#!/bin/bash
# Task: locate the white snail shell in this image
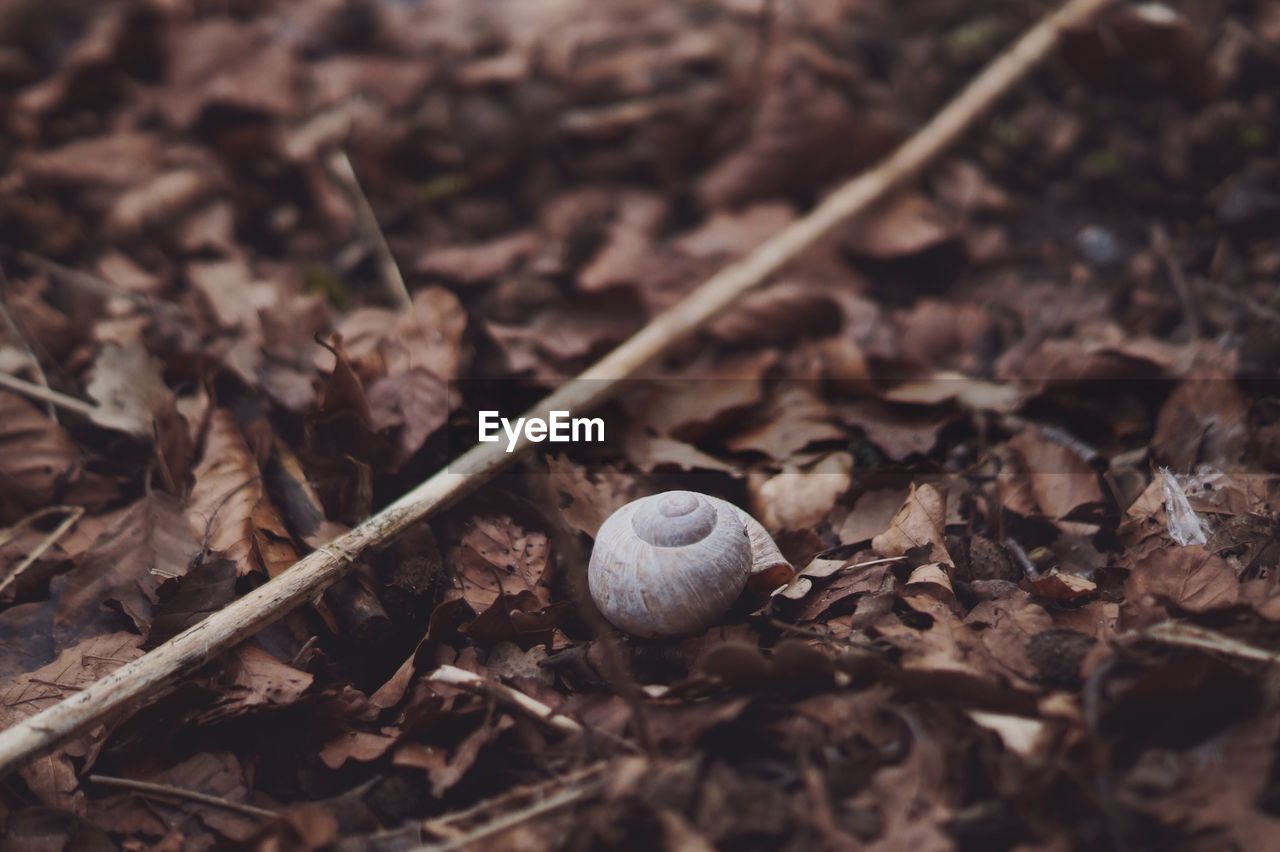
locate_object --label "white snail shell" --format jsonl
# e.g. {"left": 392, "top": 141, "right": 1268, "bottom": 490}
{"left": 587, "top": 490, "right": 789, "bottom": 638}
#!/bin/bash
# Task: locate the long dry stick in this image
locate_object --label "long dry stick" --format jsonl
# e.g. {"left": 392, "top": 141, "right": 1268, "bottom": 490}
{"left": 0, "top": 0, "right": 1113, "bottom": 777}
{"left": 88, "top": 774, "right": 280, "bottom": 820}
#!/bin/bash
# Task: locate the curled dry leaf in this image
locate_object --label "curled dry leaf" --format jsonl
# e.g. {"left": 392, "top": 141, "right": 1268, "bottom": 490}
{"left": 188, "top": 410, "right": 299, "bottom": 577}
{"left": 54, "top": 492, "right": 198, "bottom": 639}
{"left": 197, "top": 643, "right": 314, "bottom": 723}
{"left": 0, "top": 390, "right": 78, "bottom": 512}
{"left": 725, "top": 386, "right": 845, "bottom": 461}
{"left": 872, "top": 483, "right": 952, "bottom": 566}
{"left": 748, "top": 451, "right": 853, "bottom": 531}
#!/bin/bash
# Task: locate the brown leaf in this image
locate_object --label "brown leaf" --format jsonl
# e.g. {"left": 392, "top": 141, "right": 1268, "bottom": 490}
{"left": 534, "top": 454, "right": 642, "bottom": 539}
{"left": 319, "top": 730, "right": 397, "bottom": 770}
{"left": 1028, "top": 571, "right": 1098, "bottom": 601}
{"left": 446, "top": 516, "right": 552, "bottom": 615}
{"left": 1124, "top": 544, "right": 1240, "bottom": 613}
{"left": 148, "top": 554, "right": 238, "bottom": 645}
{"left": 726, "top": 386, "right": 845, "bottom": 462}
{"left": 0, "top": 632, "right": 145, "bottom": 813}
{"left": 55, "top": 492, "right": 198, "bottom": 639}
{"left": 747, "top": 452, "right": 853, "bottom": 531}
{"left": 1007, "top": 425, "right": 1104, "bottom": 523}
{"left": 0, "top": 390, "right": 78, "bottom": 512}
{"left": 841, "top": 193, "right": 957, "bottom": 260}
{"left": 89, "top": 752, "right": 261, "bottom": 842}
{"left": 84, "top": 341, "right": 173, "bottom": 437}
{"left": 674, "top": 203, "right": 795, "bottom": 261}
{"left": 696, "top": 53, "right": 899, "bottom": 208}
{"left": 834, "top": 487, "right": 911, "bottom": 545}
{"left": 580, "top": 192, "right": 668, "bottom": 292}
{"left": 370, "top": 293, "right": 461, "bottom": 379}
{"left": 835, "top": 399, "right": 950, "bottom": 460}
{"left": 188, "top": 410, "right": 299, "bottom": 577}
{"left": 417, "top": 231, "right": 537, "bottom": 284}
{"left": 871, "top": 483, "right": 952, "bottom": 566}
{"left": 198, "top": 643, "right": 314, "bottom": 723}
{"left": 367, "top": 367, "right": 450, "bottom": 465}
{"left": 706, "top": 280, "right": 843, "bottom": 345}
{"left": 486, "top": 292, "right": 642, "bottom": 379}
{"left": 1152, "top": 373, "right": 1249, "bottom": 471}
{"left": 622, "top": 431, "right": 737, "bottom": 474}
{"left": 625, "top": 351, "right": 775, "bottom": 441}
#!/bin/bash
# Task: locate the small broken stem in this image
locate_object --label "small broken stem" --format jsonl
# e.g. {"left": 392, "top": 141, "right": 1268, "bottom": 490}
{"left": 0, "top": 371, "right": 97, "bottom": 419}
{"left": 0, "top": 264, "right": 56, "bottom": 421}
{"left": 328, "top": 150, "right": 412, "bottom": 310}
{"left": 1142, "top": 621, "right": 1280, "bottom": 665}
{"left": 88, "top": 774, "right": 280, "bottom": 820}
{"left": 0, "top": 506, "right": 84, "bottom": 597}
{"left": 427, "top": 665, "right": 584, "bottom": 736}
{"left": 1152, "top": 224, "right": 1201, "bottom": 339}
{"left": 415, "top": 777, "right": 602, "bottom": 852}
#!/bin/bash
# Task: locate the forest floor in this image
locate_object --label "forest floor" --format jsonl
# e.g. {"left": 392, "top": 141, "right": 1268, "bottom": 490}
{"left": 2, "top": 0, "right": 1280, "bottom": 849}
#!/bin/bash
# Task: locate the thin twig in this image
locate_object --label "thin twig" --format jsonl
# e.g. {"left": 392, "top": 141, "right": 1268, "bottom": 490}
{"left": 328, "top": 150, "right": 412, "bottom": 310}
{"left": 0, "top": 505, "right": 82, "bottom": 551}
{"left": 0, "top": 264, "right": 56, "bottom": 421}
{"left": 427, "top": 665, "right": 583, "bottom": 736}
{"left": 1151, "top": 224, "right": 1201, "bottom": 338}
{"left": 424, "top": 763, "right": 605, "bottom": 832}
{"left": 0, "top": 0, "right": 1114, "bottom": 779}
{"left": 88, "top": 774, "right": 280, "bottom": 820}
{"left": 415, "top": 777, "right": 603, "bottom": 852}
{"left": 0, "top": 506, "right": 84, "bottom": 597}
{"left": 0, "top": 371, "right": 98, "bottom": 418}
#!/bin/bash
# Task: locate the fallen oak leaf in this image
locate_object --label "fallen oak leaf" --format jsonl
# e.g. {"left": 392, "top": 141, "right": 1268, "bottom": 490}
{"left": 188, "top": 410, "right": 300, "bottom": 577}
{"left": 54, "top": 491, "right": 199, "bottom": 640}
{"left": 871, "top": 483, "right": 952, "bottom": 566}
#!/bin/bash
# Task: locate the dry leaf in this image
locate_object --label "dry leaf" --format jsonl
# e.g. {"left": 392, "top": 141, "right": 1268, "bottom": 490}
{"left": 84, "top": 341, "right": 173, "bottom": 437}
{"left": 55, "top": 492, "right": 198, "bottom": 638}
{"left": 872, "top": 483, "right": 952, "bottom": 566}
{"left": 0, "top": 390, "right": 78, "bottom": 511}
{"left": 188, "top": 410, "right": 299, "bottom": 577}
{"left": 748, "top": 452, "right": 853, "bottom": 531}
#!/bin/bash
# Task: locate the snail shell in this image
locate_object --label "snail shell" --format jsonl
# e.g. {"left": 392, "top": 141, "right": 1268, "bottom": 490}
{"left": 587, "top": 490, "right": 787, "bottom": 638}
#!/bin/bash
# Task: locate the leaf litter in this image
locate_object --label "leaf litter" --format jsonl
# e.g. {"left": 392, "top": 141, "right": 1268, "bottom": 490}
{"left": 2, "top": 0, "right": 1280, "bottom": 849}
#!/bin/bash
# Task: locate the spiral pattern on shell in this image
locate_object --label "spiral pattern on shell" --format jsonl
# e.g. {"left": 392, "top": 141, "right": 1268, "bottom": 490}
{"left": 588, "top": 491, "right": 753, "bottom": 638}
